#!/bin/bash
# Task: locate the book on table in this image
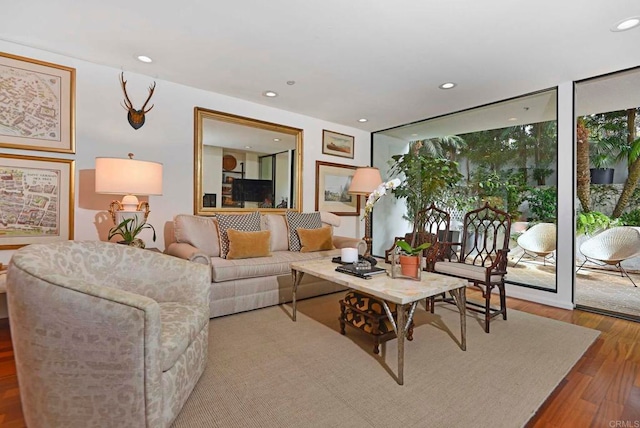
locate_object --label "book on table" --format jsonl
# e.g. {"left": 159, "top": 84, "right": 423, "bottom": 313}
{"left": 335, "top": 264, "right": 387, "bottom": 279}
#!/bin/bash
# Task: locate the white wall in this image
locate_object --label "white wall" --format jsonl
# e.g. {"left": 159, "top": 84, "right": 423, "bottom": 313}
{"left": 0, "top": 40, "right": 371, "bottom": 266}
{"left": 371, "top": 133, "right": 412, "bottom": 256}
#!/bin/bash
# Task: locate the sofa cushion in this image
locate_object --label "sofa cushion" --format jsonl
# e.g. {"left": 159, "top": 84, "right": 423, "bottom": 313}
{"left": 174, "top": 214, "right": 220, "bottom": 257}
{"left": 264, "top": 214, "right": 290, "bottom": 251}
{"left": 226, "top": 229, "right": 272, "bottom": 259}
{"left": 285, "top": 211, "right": 322, "bottom": 251}
{"left": 298, "top": 226, "right": 335, "bottom": 252}
{"left": 210, "top": 249, "right": 340, "bottom": 282}
{"left": 216, "top": 211, "right": 262, "bottom": 258}
{"left": 158, "top": 302, "right": 208, "bottom": 372}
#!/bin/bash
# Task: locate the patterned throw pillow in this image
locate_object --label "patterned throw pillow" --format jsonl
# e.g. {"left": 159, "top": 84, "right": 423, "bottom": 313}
{"left": 285, "top": 211, "right": 322, "bottom": 251}
{"left": 216, "top": 212, "right": 261, "bottom": 258}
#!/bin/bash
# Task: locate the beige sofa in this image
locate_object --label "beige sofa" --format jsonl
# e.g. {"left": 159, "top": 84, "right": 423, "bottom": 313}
{"left": 7, "top": 241, "right": 211, "bottom": 428}
{"left": 165, "top": 212, "right": 366, "bottom": 318}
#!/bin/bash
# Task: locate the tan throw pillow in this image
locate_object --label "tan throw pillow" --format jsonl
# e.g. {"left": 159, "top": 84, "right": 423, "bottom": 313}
{"left": 226, "top": 229, "right": 272, "bottom": 259}
{"left": 285, "top": 211, "right": 322, "bottom": 251}
{"left": 297, "top": 227, "right": 334, "bottom": 252}
{"left": 216, "top": 212, "right": 262, "bottom": 258}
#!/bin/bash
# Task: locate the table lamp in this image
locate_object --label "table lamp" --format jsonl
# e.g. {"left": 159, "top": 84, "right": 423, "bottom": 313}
{"left": 95, "top": 153, "right": 163, "bottom": 225}
{"left": 348, "top": 166, "right": 382, "bottom": 256}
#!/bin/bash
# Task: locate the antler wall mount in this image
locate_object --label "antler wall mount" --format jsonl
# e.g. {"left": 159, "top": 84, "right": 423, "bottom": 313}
{"left": 119, "top": 72, "right": 156, "bottom": 130}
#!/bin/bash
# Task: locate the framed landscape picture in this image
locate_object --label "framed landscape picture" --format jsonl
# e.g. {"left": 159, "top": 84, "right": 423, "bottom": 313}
{"left": 0, "top": 153, "right": 74, "bottom": 249}
{"left": 322, "top": 130, "right": 354, "bottom": 159}
{"left": 315, "top": 161, "right": 359, "bottom": 216}
{"left": 0, "top": 52, "right": 76, "bottom": 153}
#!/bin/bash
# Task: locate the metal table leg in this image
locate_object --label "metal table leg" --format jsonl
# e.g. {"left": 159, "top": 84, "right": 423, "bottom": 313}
{"left": 396, "top": 303, "right": 405, "bottom": 385}
{"left": 448, "top": 286, "right": 467, "bottom": 351}
{"left": 382, "top": 300, "right": 417, "bottom": 386}
{"left": 291, "top": 269, "right": 304, "bottom": 321}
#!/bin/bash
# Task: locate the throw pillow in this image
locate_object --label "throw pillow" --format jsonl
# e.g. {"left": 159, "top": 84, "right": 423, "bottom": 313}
{"left": 226, "top": 229, "right": 271, "bottom": 259}
{"left": 216, "top": 211, "right": 262, "bottom": 258}
{"left": 285, "top": 211, "right": 322, "bottom": 251}
{"left": 297, "top": 227, "right": 335, "bottom": 252}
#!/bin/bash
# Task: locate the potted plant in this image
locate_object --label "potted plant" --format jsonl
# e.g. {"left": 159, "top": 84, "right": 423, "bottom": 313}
{"left": 108, "top": 217, "right": 156, "bottom": 248}
{"left": 395, "top": 239, "right": 431, "bottom": 277}
{"left": 388, "top": 140, "right": 463, "bottom": 224}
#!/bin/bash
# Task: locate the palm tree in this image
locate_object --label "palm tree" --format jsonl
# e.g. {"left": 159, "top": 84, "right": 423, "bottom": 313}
{"left": 576, "top": 117, "right": 591, "bottom": 212}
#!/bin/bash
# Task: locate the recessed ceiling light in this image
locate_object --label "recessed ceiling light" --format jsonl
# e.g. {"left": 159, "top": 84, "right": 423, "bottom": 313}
{"left": 358, "top": 118, "right": 368, "bottom": 123}
{"left": 245, "top": 145, "right": 252, "bottom": 149}
{"left": 263, "top": 90, "right": 278, "bottom": 97}
{"left": 286, "top": 80, "right": 296, "bottom": 85}
{"left": 612, "top": 17, "right": 640, "bottom": 32}
{"left": 508, "top": 117, "right": 518, "bottom": 121}
{"left": 439, "top": 82, "right": 456, "bottom": 89}
{"left": 137, "top": 55, "right": 153, "bottom": 63}
{"left": 273, "top": 138, "right": 281, "bottom": 142}
{"left": 411, "top": 133, "right": 418, "bottom": 137}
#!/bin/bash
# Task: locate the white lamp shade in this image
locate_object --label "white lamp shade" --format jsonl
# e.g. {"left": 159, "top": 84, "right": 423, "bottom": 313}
{"left": 95, "top": 157, "right": 163, "bottom": 195}
{"left": 348, "top": 167, "right": 382, "bottom": 196}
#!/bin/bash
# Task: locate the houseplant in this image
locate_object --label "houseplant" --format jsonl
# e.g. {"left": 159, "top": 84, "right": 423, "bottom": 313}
{"left": 395, "top": 239, "right": 431, "bottom": 277}
{"left": 108, "top": 217, "right": 157, "bottom": 248}
{"left": 388, "top": 140, "right": 463, "bottom": 224}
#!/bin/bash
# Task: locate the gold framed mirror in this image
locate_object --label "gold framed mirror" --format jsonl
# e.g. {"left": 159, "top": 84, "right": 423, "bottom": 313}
{"left": 194, "top": 107, "right": 303, "bottom": 215}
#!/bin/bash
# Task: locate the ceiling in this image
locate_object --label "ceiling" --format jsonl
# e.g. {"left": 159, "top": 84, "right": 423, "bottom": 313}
{"left": 1, "top": 1, "right": 639, "bottom": 132}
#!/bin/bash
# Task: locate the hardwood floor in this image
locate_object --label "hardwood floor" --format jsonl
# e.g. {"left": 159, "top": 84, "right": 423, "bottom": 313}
{"left": 0, "top": 294, "right": 639, "bottom": 427}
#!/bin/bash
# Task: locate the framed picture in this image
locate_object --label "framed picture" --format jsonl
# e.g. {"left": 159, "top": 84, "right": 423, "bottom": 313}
{"left": 203, "top": 193, "right": 216, "bottom": 208}
{"left": 322, "top": 130, "right": 354, "bottom": 159}
{"left": 0, "top": 153, "right": 74, "bottom": 249}
{"left": 315, "top": 161, "right": 360, "bottom": 216}
{"left": 0, "top": 52, "right": 76, "bottom": 153}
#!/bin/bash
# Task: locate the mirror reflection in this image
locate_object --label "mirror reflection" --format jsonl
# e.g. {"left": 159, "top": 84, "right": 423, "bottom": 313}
{"left": 194, "top": 108, "right": 302, "bottom": 215}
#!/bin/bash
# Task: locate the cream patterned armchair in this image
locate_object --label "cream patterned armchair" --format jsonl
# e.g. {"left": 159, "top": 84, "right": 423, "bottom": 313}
{"left": 7, "top": 241, "right": 211, "bottom": 427}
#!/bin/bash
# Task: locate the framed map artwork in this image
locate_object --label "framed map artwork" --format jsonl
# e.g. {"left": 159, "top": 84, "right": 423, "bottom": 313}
{"left": 0, "top": 153, "right": 74, "bottom": 249}
{"left": 315, "top": 161, "right": 360, "bottom": 216}
{"left": 0, "top": 52, "right": 76, "bottom": 153}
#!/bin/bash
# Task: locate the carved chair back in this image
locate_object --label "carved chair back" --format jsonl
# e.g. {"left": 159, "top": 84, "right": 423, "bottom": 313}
{"left": 458, "top": 202, "right": 511, "bottom": 269}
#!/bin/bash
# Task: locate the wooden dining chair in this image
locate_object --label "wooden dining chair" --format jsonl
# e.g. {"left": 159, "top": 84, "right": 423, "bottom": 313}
{"left": 428, "top": 202, "right": 511, "bottom": 333}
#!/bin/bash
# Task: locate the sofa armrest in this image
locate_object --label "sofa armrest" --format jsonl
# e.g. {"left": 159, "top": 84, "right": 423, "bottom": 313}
{"left": 166, "top": 242, "right": 211, "bottom": 265}
{"left": 333, "top": 236, "right": 367, "bottom": 255}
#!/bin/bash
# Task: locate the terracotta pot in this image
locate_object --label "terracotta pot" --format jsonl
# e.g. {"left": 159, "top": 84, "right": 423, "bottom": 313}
{"left": 399, "top": 255, "right": 420, "bottom": 278}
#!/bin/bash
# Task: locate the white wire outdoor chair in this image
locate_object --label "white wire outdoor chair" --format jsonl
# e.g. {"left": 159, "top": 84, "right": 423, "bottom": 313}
{"left": 576, "top": 226, "right": 640, "bottom": 287}
{"left": 513, "top": 222, "right": 556, "bottom": 267}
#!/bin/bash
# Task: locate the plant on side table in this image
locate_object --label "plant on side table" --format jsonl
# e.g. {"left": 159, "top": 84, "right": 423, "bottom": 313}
{"left": 108, "top": 217, "right": 157, "bottom": 248}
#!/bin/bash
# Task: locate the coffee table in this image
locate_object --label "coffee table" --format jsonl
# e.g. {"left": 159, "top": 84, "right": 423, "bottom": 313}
{"left": 289, "top": 259, "right": 467, "bottom": 385}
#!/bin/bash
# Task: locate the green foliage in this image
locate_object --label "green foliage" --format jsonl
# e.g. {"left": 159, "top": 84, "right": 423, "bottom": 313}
{"left": 525, "top": 187, "right": 557, "bottom": 222}
{"left": 395, "top": 239, "right": 431, "bottom": 256}
{"left": 108, "top": 217, "right": 157, "bottom": 243}
{"left": 619, "top": 209, "right": 640, "bottom": 226}
{"left": 576, "top": 211, "right": 618, "bottom": 235}
{"left": 389, "top": 142, "right": 463, "bottom": 223}
{"left": 473, "top": 168, "right": 527, "bottom": 220}
{"left": 584, "top": 109, "right": 640, "bottom": 169}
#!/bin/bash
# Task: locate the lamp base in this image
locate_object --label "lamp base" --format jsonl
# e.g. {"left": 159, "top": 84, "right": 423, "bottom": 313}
{"left": 109, "top": 199, "right": 150, "bottom": 225}
{"left": 363, "top": 209, "right": 373, "bottom": 257}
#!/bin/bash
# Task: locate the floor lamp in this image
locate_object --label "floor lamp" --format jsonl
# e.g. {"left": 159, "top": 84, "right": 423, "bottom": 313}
{"left": 348, "top": 167, "right": 382, "bottom": 257}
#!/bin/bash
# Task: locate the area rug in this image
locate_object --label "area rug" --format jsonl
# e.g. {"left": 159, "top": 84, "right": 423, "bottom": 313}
{"left": 172, "top": 293, "right": 599, "bottom": 428}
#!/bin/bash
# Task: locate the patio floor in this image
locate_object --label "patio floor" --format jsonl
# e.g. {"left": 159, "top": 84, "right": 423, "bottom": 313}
{"left": 505, "top": 253, "right": 640, "bottom": 319}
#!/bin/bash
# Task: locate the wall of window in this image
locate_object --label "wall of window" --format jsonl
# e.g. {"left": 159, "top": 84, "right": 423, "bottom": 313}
{"left": 372, "top": 89, "right": 559, "bottom": 292}
{"left": 574, "top": 67, "right": 640, "bottom": 318}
